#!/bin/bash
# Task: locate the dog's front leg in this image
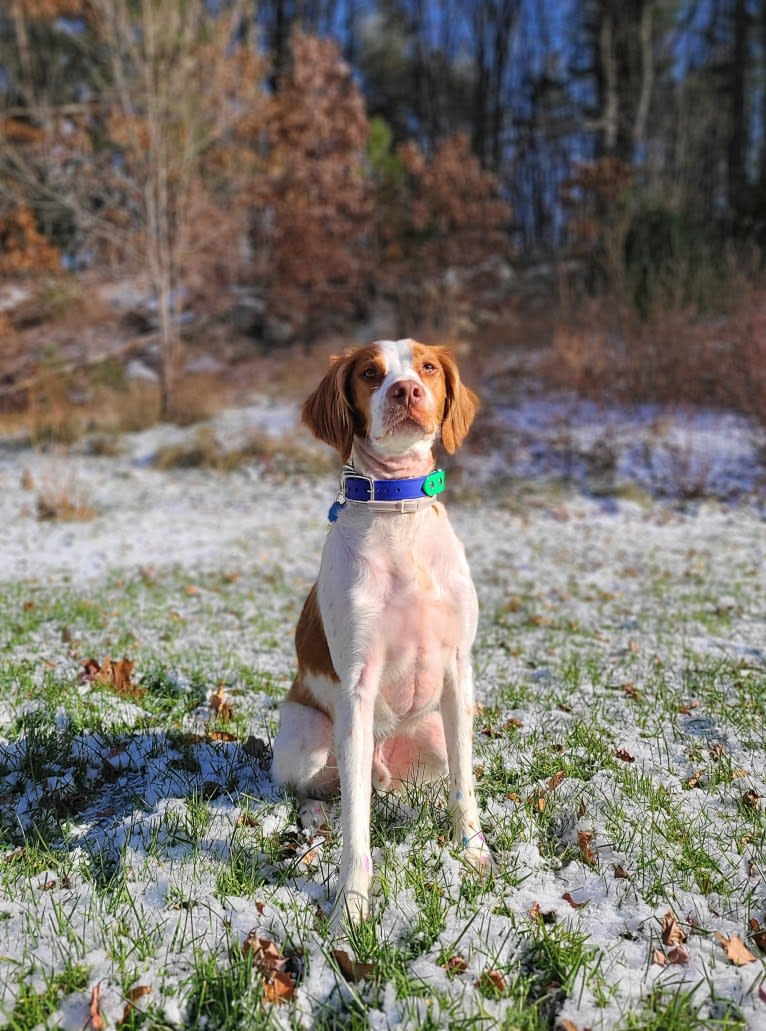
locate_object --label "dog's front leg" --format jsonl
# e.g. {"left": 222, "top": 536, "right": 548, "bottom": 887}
{"left": 330, "top": 662, "right": 379, "bottom": 931}
{"left": 442, "top": 652, "right": 495, "bottom": 873}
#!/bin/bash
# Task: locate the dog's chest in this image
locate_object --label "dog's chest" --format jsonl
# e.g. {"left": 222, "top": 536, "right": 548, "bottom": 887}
{"left": 319, "top": 508, "right": 477, "bottom": 721}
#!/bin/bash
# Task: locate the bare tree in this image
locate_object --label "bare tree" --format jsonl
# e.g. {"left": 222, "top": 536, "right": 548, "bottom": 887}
{"left": 86, "top": 0, "right": 261, "bottom": 416}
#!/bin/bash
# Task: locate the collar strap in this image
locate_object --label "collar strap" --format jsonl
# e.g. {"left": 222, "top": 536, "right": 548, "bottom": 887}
{"left": 341, "top": 467, "right": 446, "bottom": 503}
{"left": 328, "top": 467, "right": 446, "bottom": 521}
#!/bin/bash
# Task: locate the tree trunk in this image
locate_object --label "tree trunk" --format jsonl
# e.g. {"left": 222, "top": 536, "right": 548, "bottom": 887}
{"left": 728, "top": 0, "right": 748, "bottom": 215}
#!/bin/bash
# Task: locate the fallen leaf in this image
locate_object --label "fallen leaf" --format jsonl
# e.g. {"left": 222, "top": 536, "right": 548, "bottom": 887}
{"left": 208, "top": 730, "right": 237, "bottom": 742}
{"left": 529, "top": 902, "right": 557, "bottom": 924}
{"left": 651, "top": 948, "right": 667, "bottom": 966}
{"left": 243, "top": 736, "right": 271, "bottom": 767}
{"left": 613, "top": 864, "right": 629, "bottom": 879}
{"left": 442, "top": 954, "right": 468, "bottom": 975}
{"left": 614, "top": 748, "right": 635, "bottom": 763}
{"left": 742, "top": 789, "right": 760, "bottom": 810}
{"left": 210, "top": 684, "right": 233, "bottom": 721}
{"left": 667, "top": 944, "right": 689, "bottom": 964}
{"left": 578, "top": 831, "right": 597, "bottom": 867}
{"left": 505, "top": 717, "right": 524, "bottom": 729}
{"left": 480, "top": 724, "right": 500, "bottom": 738}
{"left": 477, "top": 968, "right": 507, "bottom": 994}
{"left": 333, "top": 948, "right": 374, "bottom": 982}
{"left": 661, "top": 910, "right": 687, "bottom": 946}
{"left": 749, "top": 918, "right": 766, "bottom": 953}
{"left": 119, "top": 985, "right": 151, "bottom": 1025}
{"left": 263, "top": 971, "right": 295, "bottom": 1003}
{"left": 87, "top": 983, "right": 104, "bottom": 1030}
{"left": 686, "top": 769, "right": 706, "bottom": 789}
{"left": 714, "top": 932, "right": 756, "bottom": 965}
{"left": 243, "top": 933, "right": 284, "bottom": 972}
{"left": 243, "top": 932, "right": 297, "bottom": 1002}
{"left": 547, "top": 771, "right": 567, "bottom": 791}
{"left": 39, "top": 879, "right": 57, "bottom": 891}
{"left": 562, "top": 892, "right": 587, "bottom": 909}
{"left": 80, "top": 656, "right": 144, "bottom": 698}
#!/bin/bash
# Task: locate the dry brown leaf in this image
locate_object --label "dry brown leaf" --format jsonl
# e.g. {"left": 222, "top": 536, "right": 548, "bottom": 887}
{"left": 613, "top": 864, "right": 629, "bottom": 879}
{"left": 667, "top": 944, "right": 690, "bottom": 964}
{"left": 333, "top": 948, "right": 375, "bottom": 982}
{"left": 686, "top": 768, "right": 706, "bottom": 789}
{"left": 562, "top": 892, "right": 587, "bottom": 909}
{"left": 87, "top": 983, "right": 104, "bottom": 1030}
{"left": 477, "top": 968, "right": 507, "bottom": 994}
{"left": 120, "top": 985, "right": 151, "bottom": 1025}
{"left": 749, "top": 918, "right": 766, "bottom": 953}
{"left": 81, "top": 656, "right": 144, "bottom": 698}
{"left": 529, "top": 901, "right": 557, "bottom": 924}
{"left": 243, "top": 932, "right": 297, "bottom": 1002}
{"left": 742, "top": 789, "right": 760, "bottom": 810}
{"left": 208, "top": 730, "right": 237, "bottom": 742}
{"left": 714, "top": 932, "right": 756, "bottom": 965}
{"left": 210, "top": 684, "right": 233, "bottom": 721}
{"left": 661, "top": 910, "right": 687, "bottom": 946}
{"left": 263, "top": 971, "right": 295, "bottom": 1003}
{"left": 442, "top": 954, "right": 468, "bottom": 975}
{"left": 243, "top": 736, "right": 271, "bottom": 768}
{"left": 651, "top": 948, "right": 667, "bottom": 966}
{"left": 614, "top": 749, "right": 635, "bottom": 763}
{"left": 578, "top": 831, "right": 597, "bottom": 867}
{"left": 547, "top": 771, "right": 567, "bottom": 791}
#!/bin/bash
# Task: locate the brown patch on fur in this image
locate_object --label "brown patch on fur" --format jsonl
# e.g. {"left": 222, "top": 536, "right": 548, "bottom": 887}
{"left": 301, "top": 351, "right": 359, "bottom": 460}
{"left": 430, "top": 346, "right": 479, "bottom": 452}
{"left": 295, "top": 584, "right": 337, "bottom": 679}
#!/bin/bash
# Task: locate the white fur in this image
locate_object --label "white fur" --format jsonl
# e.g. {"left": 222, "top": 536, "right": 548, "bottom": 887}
{"left": 271, "top": 342, "right": 493, "bottom": 932}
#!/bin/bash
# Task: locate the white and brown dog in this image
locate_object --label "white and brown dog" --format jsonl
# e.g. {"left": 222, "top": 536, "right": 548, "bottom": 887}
{"left": 272, "top": 338, "right": 493, "bottom": 929}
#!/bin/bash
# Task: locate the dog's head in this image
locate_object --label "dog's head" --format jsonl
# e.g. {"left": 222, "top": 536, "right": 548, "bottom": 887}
{"left": 302, "top": 339, "right": 479, "bottom": 462}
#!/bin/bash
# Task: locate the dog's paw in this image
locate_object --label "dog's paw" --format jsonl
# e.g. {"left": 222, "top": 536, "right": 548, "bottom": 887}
{"left": 298, "top": 798, "right": 330, "bottom": 836}
{"left": 329, "top": 886, "right": 370, "bottom": 935}
{"left": 459, "top": 834, "right": 497, "bottom": 877}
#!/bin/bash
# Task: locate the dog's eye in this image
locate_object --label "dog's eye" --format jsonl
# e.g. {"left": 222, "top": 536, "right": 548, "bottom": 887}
{"left": 422, "top": 362, "right": 438, "bottom": 374}
{"left": 362, "top": 366, "right": 379, "bottom": 379}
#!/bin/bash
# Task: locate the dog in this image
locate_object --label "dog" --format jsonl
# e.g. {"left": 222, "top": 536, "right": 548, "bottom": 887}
{"left": 271, "top": 338, "right": 493, "bottom": 929}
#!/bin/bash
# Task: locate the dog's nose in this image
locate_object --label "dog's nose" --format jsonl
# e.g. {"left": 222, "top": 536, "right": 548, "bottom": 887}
{"left": 388, "top": 379, "right": 423, "bottom": 406}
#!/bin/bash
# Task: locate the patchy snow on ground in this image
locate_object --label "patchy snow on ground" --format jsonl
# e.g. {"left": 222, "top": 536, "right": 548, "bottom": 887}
{"left": 0, "top": 402, "right": 765, "bottom": 1029}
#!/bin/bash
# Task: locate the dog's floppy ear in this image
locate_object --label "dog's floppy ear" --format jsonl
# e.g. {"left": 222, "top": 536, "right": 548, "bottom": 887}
{"left": 436, "top": 348, "right": 479, "bottom": 454}
{"left": 302, "top": 350, "right": 357, "bottom": 460}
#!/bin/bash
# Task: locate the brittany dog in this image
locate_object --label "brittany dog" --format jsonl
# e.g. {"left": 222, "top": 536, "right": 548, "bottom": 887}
{"left": 272, "top": 338, "right": 494, "bottom": 930}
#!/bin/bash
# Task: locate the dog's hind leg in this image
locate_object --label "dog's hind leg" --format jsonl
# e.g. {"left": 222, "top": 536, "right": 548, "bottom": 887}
{"left": 271, "top": 700, "right": 339, "bottom": 833}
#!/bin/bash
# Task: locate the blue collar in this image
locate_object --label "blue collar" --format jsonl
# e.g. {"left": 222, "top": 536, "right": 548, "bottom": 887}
{"left": 329, "top": 466, "right": 446, "bottom": 521}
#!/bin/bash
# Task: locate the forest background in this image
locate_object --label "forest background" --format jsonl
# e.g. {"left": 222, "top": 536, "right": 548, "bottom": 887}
{"left": 1, "top": 0, "right": 765, "bottom": 428}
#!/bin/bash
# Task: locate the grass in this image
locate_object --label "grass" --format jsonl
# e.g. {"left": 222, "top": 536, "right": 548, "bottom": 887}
{"left": 0, "top": 489, "right": 764, "bottom": 1029}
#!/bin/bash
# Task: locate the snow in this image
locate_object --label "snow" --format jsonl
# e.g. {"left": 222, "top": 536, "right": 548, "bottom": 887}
{"left": 0, "top": 398, "right": 765, "bottom": 1028}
